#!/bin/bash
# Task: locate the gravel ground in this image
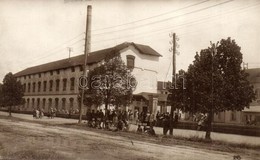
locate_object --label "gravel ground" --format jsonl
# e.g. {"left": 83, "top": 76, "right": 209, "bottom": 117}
{"left": 0, "top": 114, "right": 259, "bottom": 160}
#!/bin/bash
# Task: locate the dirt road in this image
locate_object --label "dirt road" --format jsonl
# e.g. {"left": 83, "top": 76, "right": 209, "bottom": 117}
{"left": 0, "top": 117, "right": 258, "bottom": 160}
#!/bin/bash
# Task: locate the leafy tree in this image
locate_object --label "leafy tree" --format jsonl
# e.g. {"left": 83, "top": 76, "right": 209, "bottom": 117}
{"left": 169, "top": 38, "right": 255, "bottom": 139}
{"left": 83, "top": 55, "right": 136, "bottom": 112}
{"left": 1, "top": 72, "right": 25, "bottom": 116}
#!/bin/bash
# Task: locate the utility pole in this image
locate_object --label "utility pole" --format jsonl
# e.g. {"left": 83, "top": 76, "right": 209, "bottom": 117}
{"left": 78, "top": 5, "right": 92, "bottom": 124}
{"left": 67, "top": 47, "right": 73, "bottom": 59}
{"left": 169, "top": 32, "right": 179, "bottom": 135}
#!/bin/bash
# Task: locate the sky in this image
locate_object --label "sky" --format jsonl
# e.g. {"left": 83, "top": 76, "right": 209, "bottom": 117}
{"left": 0, "top": 0, "right": 260, "bottom": 82}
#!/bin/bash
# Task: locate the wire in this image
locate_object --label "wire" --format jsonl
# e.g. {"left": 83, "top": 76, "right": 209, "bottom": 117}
{"left": 92, "top": 2, "right": 260, "bottom": 45}
{"left": 93, "top": 0, "right": 234, "bottom": 36}
{"left": 92, "top": 0, "right": 210, "bottom": 31}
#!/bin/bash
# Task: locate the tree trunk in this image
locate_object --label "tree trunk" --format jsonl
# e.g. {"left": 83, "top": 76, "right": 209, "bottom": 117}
{"left": 205, "top": 110, "right": 213, "bottom": 140}
{"left": 8, "top": 106, "right": 12, "bottom": 117}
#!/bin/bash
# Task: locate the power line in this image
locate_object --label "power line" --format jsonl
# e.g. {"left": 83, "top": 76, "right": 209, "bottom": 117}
{"left": 92, "top": 0, "right": 210, "bottom": 31}
{"left": 93, "top": 0, "right": 234, "bottom": 36}
{"left": 92, "top": 2, "right": 260, "bottom": 45}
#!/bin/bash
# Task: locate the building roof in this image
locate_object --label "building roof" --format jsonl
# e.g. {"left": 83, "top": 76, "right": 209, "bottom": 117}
{"left": 14, "top": 42, "right": 162, "bottom": 77}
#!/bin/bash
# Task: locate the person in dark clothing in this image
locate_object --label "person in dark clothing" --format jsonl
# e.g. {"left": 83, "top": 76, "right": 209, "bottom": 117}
{"left": 174, "top": 113, "right": 179, "bottom": 128}
{"left": 163, "top": 112, "right": 170, "bottom": 135}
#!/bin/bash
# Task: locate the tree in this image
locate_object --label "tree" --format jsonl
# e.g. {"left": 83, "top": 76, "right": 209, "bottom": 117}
{"left": 170, "top": 37, "right": 255, "bottom": 139}
{"left": 1, "top": 72, "right": 25, "bottom": 116}
{"left": 82, "top": 54, "right": 136, "bottom": 112}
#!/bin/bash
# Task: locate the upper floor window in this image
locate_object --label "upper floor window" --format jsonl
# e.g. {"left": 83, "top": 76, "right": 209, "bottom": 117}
{"left": 126, "top": 55, "right": 135, "bottom": 69}
{"left": 49, "top": 80, "right": 53, "bottom": 91}
{"left": 24, "top": 75, "right": 26, "bottom": 79}
{"left": 32, "top": 82, "right": 36, "bottom": 92}
{"left": 79, "top": 66, "right": 83, "bottom": 72}
{"left": 38, "top": 82, "right": 41, "bottom": 92}
{"left": 71, "top": 67, "right": 75, "bottom": 72}
{"left": 56, "top": 70, "right": 60, "bottom": 75}
{"left": 28, "top": 83, "right": 31, "bottom": 93}
{"left": 29, "top": 75, "right": 31, "bottom": 79}
{"left": 50, "top": 71, "right": 53, "bottom": 76}
{"left": 70, "top": 77, "right": 75, "bottom": 91}
{"left": 38, "top": 73, "right": 41, "bottom": 78}
{"left": 63, "top": 78, "right": 67, "bottom": 91}
{"left": 43, "top": 81, "right": 47, "bottom": 92}
{"left": 23, "top": 84, "right": 26, "bottom": 92}
{"left": 56, "top": 79, "right": 60, "bottom": 91}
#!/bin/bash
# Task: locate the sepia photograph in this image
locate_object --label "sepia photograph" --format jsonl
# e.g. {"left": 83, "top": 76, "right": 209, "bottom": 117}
{"left": 0, "top": 0, "right": 260, "bottom": 159}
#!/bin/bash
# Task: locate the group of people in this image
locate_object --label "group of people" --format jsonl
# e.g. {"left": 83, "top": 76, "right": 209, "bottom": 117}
{"left": 86, "top": 109, "right": 130, "bottom": 131}
{"left": 32, "top": 108, "right": 44, "bottom": 119}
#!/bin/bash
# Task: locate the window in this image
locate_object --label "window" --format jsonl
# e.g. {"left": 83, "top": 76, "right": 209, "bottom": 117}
{"left": 23, "top": 84, "right": 26, "bottom": 92}
{"left": 62, "top": 98, "right": 66, "bottom": 110}
{"left": 37, "top": 98, "right": 40, "bottom": 108}
{"left": 38, "top": 73, "right": 41, "bottom": 78}
{"left": 69, "top": 98, "right": 74, "bottom": 109}
{"left": 38, "top": 82, "right": 41, "bottom": 92}
{"left": 55, "top": 98, "right": 59, "bottom": 111}
{"left": 79, "top": 66, "right": 83, "bottom": 72}
{"left": 48, "top": 98, "right": 52, "bottom": 110}
{"left": 56, "top": 70, "right": 60, "bottom": 75}
{"left": 70, "top": 77, "right": 75, "bottom": 91}
{"left": 63, "top": 78, "right": 67, "bottom": 91}
{"left": 29, "top": 75, "right": 31, "bottom": 79}
{"left": 42, "top": 98, "right": 46, "bottom": 110}
{"left": 71, "top": 67, "right": 75, "bottom": 72}
{"left": 24, "top": 75, "right": 26, "bottom": 79}
{"left": 50, "top": 71, "right": 53, "bottom": 76}
{"left": 126, "top": 55, "right": 135, "bottom": 69}
{"left": 56, "top": 79, "right": 60, "bottom": 91}
{"left": 43, "top": 81, "right": 47, "bottom": 92}
{"left": 32, "top": 82, "right": 36, "bottom": 92}
{"left": 32, "top": 98, "right": 35, "bottom": 108}
{"left": 49, "top": 80, "right": 53, "bottom": 91}
{"left": 28, "top": 83, "right": 31, "bottom": 93}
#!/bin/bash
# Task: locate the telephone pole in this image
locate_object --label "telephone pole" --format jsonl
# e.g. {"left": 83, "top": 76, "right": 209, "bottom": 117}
{"left": 169, "top": 32, "right": 179, "bottom": 135}
{"left": 78, "top": 5, "right": 92, "bottom": 124}
{"left": 67, "top": 47, "right": 73, "bottom": 59}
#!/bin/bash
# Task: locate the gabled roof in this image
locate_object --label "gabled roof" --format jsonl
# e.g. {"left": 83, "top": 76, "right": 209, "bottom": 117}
{"left": 14, "top": 42, "right": 161, "bottom": 77}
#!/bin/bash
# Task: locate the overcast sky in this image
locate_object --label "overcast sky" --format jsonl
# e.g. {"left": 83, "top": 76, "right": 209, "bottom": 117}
{"left": 0, "top": 0, "right": 260, "bottom": 82}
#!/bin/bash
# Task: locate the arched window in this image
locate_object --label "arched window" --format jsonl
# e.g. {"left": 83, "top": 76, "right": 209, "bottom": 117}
{"left": 62, "top": 98, "right": 66, "bottom": 110}
{"left": 49, "top": 80, "right": 53, "bottom": 92}
{"left": 37, "top": 98, "right": 40, "bottom": 108}
{"left": 55, "top": 98, "right": 59, "bottom": 111}
{"left": 38, "top": 82, "right": 41, "bottom": 92}
{"left": 126, "top": 55, "right": 135, "bottom": 69}
{"left": 28, "top": 83, "right": 31, "bottom": 93}
{"left": 32, "top": 82, "right": 36, "bottom": 92}
{"left": 56, "top": 79, "right": 60, "bottom": 91}
{"left": 42, "top": 98, "right": 46, "bottom": 110}
{"left": 70, "top": 77, "right": 75, "bottom": 91}
{"left": 43, "top": 81, "right": 47, "bottom": 92}
{"left": 48, "top": 98, "right": 52, "bottom": 110}
{"left": 63, "top": 78, "right": 67, "bottom": 91}
{"left": 69, "top": 98, "right": 74, "bottom": 109}
{"left": 32, "top": 98, "right": 35, "bottom": 109}
{"left": 23, "top": 84, "right": 26, "bottom": 92}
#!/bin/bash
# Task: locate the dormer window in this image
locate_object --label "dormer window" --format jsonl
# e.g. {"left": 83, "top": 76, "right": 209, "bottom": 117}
{"left": 126, "top": 55, "right": 135, "bottom": 69}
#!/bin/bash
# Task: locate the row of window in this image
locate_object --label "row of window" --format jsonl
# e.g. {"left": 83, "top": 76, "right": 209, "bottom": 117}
{"left": 23, "top": 78, "right": 75, "bottom": 93}
{"left": 22, "top": 66, "right": 83, "bottom": 80}
{"left": 25, "top": 97, "right": 75, "bottom": 110}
